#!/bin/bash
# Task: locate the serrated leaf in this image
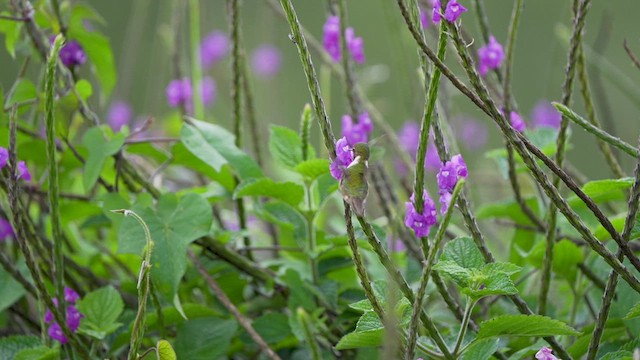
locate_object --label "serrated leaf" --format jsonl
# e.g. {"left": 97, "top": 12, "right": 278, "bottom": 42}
{"left": 433, "top": 260, "right": 472, "bottom": 288}
{"left": 82, "top": 127, "right": 125, "bottom": 191}
{"left": 262, "top": 201, "right": 308, "bottom": 247}
{"left": 441, "top": 236, "right": 485, "bottom": 269}
{"left": 463, "top": 271, "right": 518, "bottom": 299}
{"left": 174, "top": 318, "right": 237, "bottom": 360}
{"left": 234, "top": 178, "right": 304, "bottom": 206}
{"left": 477, "top": 315, "right": 580, "bottom": 339}
{"left": 180, "top": 119, "right": 262, "bottom": 180}
{"left": 294, "top": 159, "right": 330, "bottom": 181}
{"left": 600, "top": 351, "right": 634, "bottom": 360}
{"left": 625, "top": 301, "right": 640, "bottom": 320}
{"left": 460, "top": 338, "right": 499, "bottom": 360}
{"left": 156, "top": 340, "right": 177, "bottom": 360}
{"left": 0, "top": 336, "right": 41, "bottom": 360}
{"left": 14, "top": 346, "right": 59, "bottom": 360}
{"left": 482, "top": 262, "right": 522, "bottom": 276}
{"left": 335, "top": 329, "right": 383, "bottom": 350}
{"left": 269, "top": 126, "right": 315, "bottom": 168}
{"left": 117, "top": 193, "right": 213, "bottom": 299}
{"left": 76, "top": 286, "right": 124, "bottom": 340}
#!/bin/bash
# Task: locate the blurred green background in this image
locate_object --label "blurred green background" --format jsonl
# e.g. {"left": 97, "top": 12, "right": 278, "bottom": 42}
{"left": 2, "top": 0, "right": 640, "bottom": 180}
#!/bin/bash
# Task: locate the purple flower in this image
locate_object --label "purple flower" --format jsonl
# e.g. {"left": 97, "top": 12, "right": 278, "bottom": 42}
{"left": 420, "top": 7, "right": 430, "bottom": 28}
{"left": 64, "top": 288, "right": 80, "bottom": 304}
{"left": 432, "top": 0, "right": 442, "bottom": 23}
{"left": 535, "top": 347, "right": 558, "bottom": 360}
{"left": 48, "top": 322, "right": 67, "bottom": 344}
{"left": 477, "top": 36, "right": 504, "bottom": 76}
{"left": 323, "top": 16, "right": 341, "bottom": 62}
{"left": 200, "top": 31, "right": 229, "bottom": 69}
{"left": 322, "top": 16, "right": 365, "bottom": 64}
{"left": 405, "top": 191, "right": 438, "bottom": 238}
{"left": 388, "top": 237, "right": 406, "bottom": 253}
{"left": 532, "top": 100, "right": 561, "bottom": 129}
{"left": 17, "top": 161, "right": 31, "bottom": 182}
{"left": 439, "top": 191, "right": 453, "bottom": 215}
{"left": 0, "top": 217, "right": 13, "bottom": 241}
{"left": 395, "top": 122, "right": 443, "bottom": 175}
{"left": 0, "top": 147, "right": 8, "bottom": 169}
{"left": 345, "top": 28, "right": 365, "bottom": 64}
{"left": 342, "top": 113, "right": 373, "bottom": 145}
{"left": 509, "top": 111, "right": 526, "bottom": 132}
{"left": 437, "top": 154, "right": 467, "bottom": 193}
{"left": 455, "top": 117, "right": 487, "bottom": 149}
{"left": 51, "top": 37, "right": 86, "bottom": 68}
{"left": 66, "top": 305, "right": 83, "bottom": 331}
{"left": 107, "top": 101, "right": 132, "bottom": 132}
{"left": 165, "top": 77, "right": 216, "bottom": 113}
{"left": 251, "top": 44, "right": 282, "bottom": 77}
{"left": 201, "top": 77, "right": 216, "bottom": 106}
{"left": 444, "top": 0, "right": 467, "bottom": 22}
{"left": 330, "top": 137, "right": 354, "bottom": 180}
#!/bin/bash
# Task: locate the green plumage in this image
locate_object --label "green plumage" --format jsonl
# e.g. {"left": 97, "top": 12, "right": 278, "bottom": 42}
{"left": 339, "top": 143, "right": 370, "bottom": 216}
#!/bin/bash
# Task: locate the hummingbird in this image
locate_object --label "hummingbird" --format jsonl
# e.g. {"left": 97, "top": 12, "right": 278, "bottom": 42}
{"left": 339, "top": 142, "right": 370, "bottom": 217}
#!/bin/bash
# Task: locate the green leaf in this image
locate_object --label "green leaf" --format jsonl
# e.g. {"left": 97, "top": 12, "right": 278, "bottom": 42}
{"left": 477, "top": 315, "right": 580, "bottom": 339}
{"left": 568, "top": 178, "right": 633, "bottom": 208}
{"left": 463, "top": 270, "right": 518, "bottom": 299}
{"left": 234, "top": 178, "right": 304, "bottom": 206}
{"left": 117, "top": 193, "right": 213, "bottom": 299}
{"left": 0, "top": 264, "right": 26, "bottom": 312}
{"left": 180, "top": 119, "right": 262, "bottom": 180}
{"left": 460, "top": 338, "right": 499, "bottom": 360}
{"left": 441, "top": 236, "right": 485, "bottom": 269}
{"left": 0, "top": 14, "right": 21, "bottom": 57}
{"left": 7, "top": 79, "right": 37, "bottom": 106}
{"left": 269, "top": 125, "right": 315, "bottom": 168}
{"left": 76, "top": 286, "right": 124, "bottom": 340}
{"left": 174, "top": 318, "right": 237, "bottom": 360}
{"left": 294, "top": 159, "right": 330, "bottom": 181}
{"left": 600, "top": 351, "right": 634, "bottom": 360}
{"left": 262, "top": 201, "right": 308, "bottom": 247}
{"left": 477, "top": 197, "right": 540, "bottom": 226}
{"left": 249, "top": 313, "right": 292, "bottom": 344}
{"left": 625, "top": 301, "right": 640, "bottom": 320}
{"left": 527, "top": 239, "right": 583, "bottom": 283}
{"left": 14, "top": 346, "right": 59, "bottom": 360}
{"left": 335, "top": 329, "right": 383, "bottom": 350}
{"left": 156, "top": 340, "right": 177, "bottom": 360}
{"left": 0, "top": 336, "right": 41, "bottom": 360}
{"left": 74, "top": 79, "right": 93, "bottom": 101}
{"left": 433, "top": 260, "right": 472, "bottom": 288}
{"left": 82, "top": 127, "right": 125, "bottom": 191}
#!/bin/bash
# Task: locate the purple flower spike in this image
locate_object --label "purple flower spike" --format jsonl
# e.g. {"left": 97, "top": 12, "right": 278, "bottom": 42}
{"left": 532, "top": 100, "right": 561, "bottom": 129}
{"left": 342, "top": 113, "right": 373, "bottom": 145}
{"left": 405, "top": 191, "right": 438, "bottom": 238}
{"left": 330, "top": 137, "right": 354, "bottom": 180}
{"left": 66, "top": 305, "right": 83, "bottom": 332}
{"left": 48, "top": 322, "right": 68, "bottom": 344}
{"left": 509, "top": 111, "right": 526, "bottom": 132}
{"left": 200, "top": 31, "right": 229, "bottom": 69}
{"left": 456, "top": 117, "right": 487, "bottom": 149}
{"left": 0, "top": 217, "right": 14, "bottom": 242}
{"left": 439, "top": 191, "right": 453, "bottom": 215}
{"left": 251, "top": 44, "right": 282, "bottom": 78}
{"left": 107, "top": 101, "right": 132, "bottom": 132}
{"left": 17, "top": 161, "right": 31, "bottom": 182}
{"left": 345, "top": 28, "right": 365, "bottom": 64}
{"left": 535, "top": 347, "right": 558, "bottom": 360}
{"left": 56, "top": 39, "right": 87, "bottom": 68}
{"left": 166, "top": 78, "right": 190, "bottom": 108}
{"left": 0, "top": 147, "right": 8, "bottom": 169}
{"left": 437, "top": 154, "right": 467, "bottom": 193}
{"left": 323, "top": 16, "right": 342, "bottom": 62}
{"left": 420, "top": 7, "right": 430, "bottom": 28}
{"left": 478, "top": 36, "right": 504, "bottom": 76}
{"left": 64, "top": 288, "right": 80, "bottom": 304}
{"left": 432, "top": 0, "right": 442, "bottom": 23}
{"left": 398, "top": 122, "right": 420, "bottom": 160}
{"left": 201, "top": 77, "right": 217, "bottom": 107}
{"left": 444, "top": 0, "right": 467, "bottom": 22}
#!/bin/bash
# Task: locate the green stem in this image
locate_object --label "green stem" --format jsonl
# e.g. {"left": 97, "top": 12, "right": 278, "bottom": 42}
{"left": 297, "top": 308, "right": 322, "bottom": 360}
{"left": 189, "top": 0, "right": 203, "bottom": 119}
{"left": 307, "top": 183, "right": 319, "bottom": 286}
{"left": 336, "top": 0, "right": 359, "bottom": 117}
{"left": 453, "top": 298, "right": 476, "bottom": 355}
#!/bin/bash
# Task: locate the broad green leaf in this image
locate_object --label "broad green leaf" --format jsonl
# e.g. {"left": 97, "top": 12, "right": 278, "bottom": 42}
{"left": 460, "top": 338, "right": 499, "bottom": 360}
{"left": 568, "top": 178, "right": 633, "bottom": 208}
{"left": 7, "top": 79, "right": 37, "bottom": 106}
{"left": 568, "top": 319, "right": 627, "bottom": 358}
{"left": 0, "top": 265, "right": 26, "bottom": 312}
{"left": 433, "top": 260, "right": 472, "bottom": 288}
{"left": 600, "top": 351, "right": 634, "bottom": 360}
{"left": 76, "top": 286, "right": 124, "bottom": 340}
{"left": 68, "top": 5, "right": 116, "bottom": 99}
{"left": 527, "top": 239, "right": 583, "bottom": 283}
{"left": 441, "top": 236, "right": 485, "bottom": 269}
{"left": 174, "top": 318, "right": 237, "bottom": 360}
{"left": 0, "top": 336, "right": 41, "bottom": 360}
{"left": 171, "top": 142, "right": 235, "bottom": 190}
{"left": 335, "top": 329, "right": 383, "bottom": 350}
{"left": 156, "top": 340, "right": 177, "bottom": 360}
{"left": 294, "top": 159, "right": 330, "bottom": 181}
{"left": 482, "top": 262, "right": 522, "bottom": 276}
{"left": 477, "top": 315, "right": 580, "bottom": 339}
{"left": 476, "top": 197, "right": 540, "bottom": 225}
{"left": 180, "top": 119, "right": 262, "bottom": 180}
{"left": 0, "top": 14, "right": 21, "bottom": 57}
{"left": 117, "top": 193, "right": 213, "bottom": 299}
{"left": 14, "top": 346, "right": 59, "bottom": 360}
{"left": 74, "top": 79, "right": 92, "bottom": 101}
{"left": 463, "top": 271, "right": 518, "bottom": 299}
{"left": 262, "top": 201, "right": 308, "bottom": 247}
{"left": 234, "top": 178, "right": 304, "bottom": 206}
{"left": 82, "top": 127, "right": 125, "bottom": 191}
{"left": 625, "top": 301, "right": 640, "bottom": 320}
{"left": 249, "top": 313, "right": 292, "bottom": 344}
{"left": 269, "top": 125, "right": 315, "bottom": 168}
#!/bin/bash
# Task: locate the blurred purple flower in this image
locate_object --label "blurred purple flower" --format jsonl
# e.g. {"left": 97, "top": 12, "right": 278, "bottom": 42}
{"left": 345, "top": 28, "right": 365, "bottom": 64}
{"left": 0, "top": 147, "right": 7, "bottom": 169}
{"left": 200, "top": 31, "right": 229, "bottom": 69}
{"left": 432, "top": 0, "right": 442, "bottom": 23}
{"left": 51, "top": 37, "right": 86, "bottom": 68}
{"left": 395, "top": 122, "right": 443, "bottom": 175}
{"left": 342, "top": 113, "right": 373, "bottom": 145}
{"left": 439, "top": 191, "right": 453, "bottom": 215}
{"left": 509, "top": 111, "right": 526, "bottom": 132}
{"left": 66, "top": 305, "right": 83, "bottom": 331}
{"left": 532, "top": 100, "right": 561, "bottom": 129}
{"left": 322, "top": 16, "right": 365, "bottom": 64}
{"left": 44, "top": 292, "right": 84, "bottom": 344}
{"left": 251, "top": 44, "right": 282, "bottom": 77}
{"left": 0, "top": 217, "right": 14, "bottom": 241}
{"left": 478, "top": 36, "right": 504, "bottom": 76}
{"left": 165, "top": 77, "right": 216, "bottom": 113}
{"left": 330, "top": 137, "right": 354, "bottom": 180}
{"left": 107, "top": 101, "right": 132, "bottom": 132}
{"left": 64, "top": 287, "right": 80, "bottom": 304}
{"left": 455, "top": 117, "right": 487, "bottom": 149}
{"left": 17, "top": 161, "right": 31, "bottom": 182}
{"left": 405, "top": 191, "right": 438, "bottom": 238}
{"left": 444, "top": 0, "right": 467, "bottom": 22}
{"left": 535, "top": 347, "right": 558, "bottom": 360}
{"left": 420, "top": 7, "right": 430, "bottom": 28}
{"left": 388, "top": 237, "right": 406, "bottom": 253}
{"left": 48, "top": 322, "right": 67, "bottom": 344}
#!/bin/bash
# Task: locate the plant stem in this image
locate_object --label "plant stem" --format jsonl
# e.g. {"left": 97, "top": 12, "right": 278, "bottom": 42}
{"left": 189, "top": 0, "right": 204, "bottom": 120}
{"left": 336, "top": 0, "right": 359, "bottom": 118}
{"left": 453, "top": 298, "right": 476, "bottom": 355}
{"left": 297, "top": 308, "right": 322, "bottom": 360}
